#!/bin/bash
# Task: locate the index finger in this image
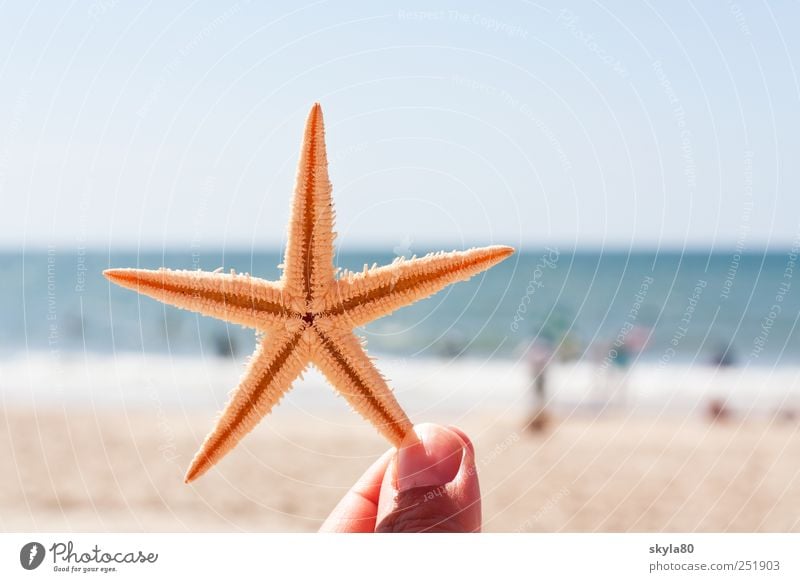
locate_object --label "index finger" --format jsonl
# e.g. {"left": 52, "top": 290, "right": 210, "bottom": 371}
{"left": 319, "top": 448, "right": 394, "bottom": 533}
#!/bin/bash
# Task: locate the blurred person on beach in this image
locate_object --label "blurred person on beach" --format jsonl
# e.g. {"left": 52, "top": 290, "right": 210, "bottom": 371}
{"left": 710, "top": 342, "right": 737, "bottom": 368}
{"left": 211, "top": 331, "right": 237, "bottom": 358}
{"left": 525, "top": 339, "right": 554, "bottom": 432}
{"left": 438, "top": 329, "right": 467, "bottom": 358}
{"left": 518, "top": 309, "right": 582, "bottom": 431}
{"left": 706, "top": 398, "right": 731, "bottom": 422}
{"left": 320, "top": 424, "right": 481, "bottom": 533}
{"left": 596, "top": 324, "right": 649, "bottom": 410}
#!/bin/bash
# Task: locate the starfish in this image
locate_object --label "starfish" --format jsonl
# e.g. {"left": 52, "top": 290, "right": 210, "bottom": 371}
{"left": 104, "top": 104, "right": 514, "bottom": 483}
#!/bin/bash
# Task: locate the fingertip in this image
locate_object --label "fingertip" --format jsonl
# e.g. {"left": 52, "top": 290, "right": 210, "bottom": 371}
{"left": 446, "top": 425, "right": 475, "bottom": 458}
{"left": 396, "top": 424, "right": 464, "bottom": 492}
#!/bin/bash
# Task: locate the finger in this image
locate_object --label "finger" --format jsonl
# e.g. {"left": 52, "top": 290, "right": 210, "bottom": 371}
{"left": 319, "top": 448, "right": 393, "bottom": 532}
{"left": 375, "top": 423, "right": 481, "bottom": 532}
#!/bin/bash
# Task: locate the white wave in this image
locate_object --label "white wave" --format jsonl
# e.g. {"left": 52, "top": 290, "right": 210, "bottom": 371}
{"left": 1, "top": 351, "right": 799, "bottom": 419}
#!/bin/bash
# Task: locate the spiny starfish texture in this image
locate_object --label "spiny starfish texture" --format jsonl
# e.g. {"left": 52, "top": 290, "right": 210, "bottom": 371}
{"left": 105, "top": 104, "right": 514, "bottom": 483}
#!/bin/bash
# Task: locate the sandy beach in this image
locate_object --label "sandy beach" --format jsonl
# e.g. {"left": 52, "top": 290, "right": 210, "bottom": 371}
{"left": 2, "top": 405, "right": 798, "bottom": 532}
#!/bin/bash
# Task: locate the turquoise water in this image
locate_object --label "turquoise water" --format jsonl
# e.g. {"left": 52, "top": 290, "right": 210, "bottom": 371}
{"left": 1, "top": 247, "right": 797, "bottom": 366}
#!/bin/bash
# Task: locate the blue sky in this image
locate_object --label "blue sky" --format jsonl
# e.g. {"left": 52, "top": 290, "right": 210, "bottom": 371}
{"left": 0, "top": 0, "right": 798, "bottom": 252}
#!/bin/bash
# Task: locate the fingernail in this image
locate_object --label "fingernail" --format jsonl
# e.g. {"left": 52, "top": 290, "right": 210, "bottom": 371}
{"left": 396, "top": 424, "right": 465, "bottom": 492}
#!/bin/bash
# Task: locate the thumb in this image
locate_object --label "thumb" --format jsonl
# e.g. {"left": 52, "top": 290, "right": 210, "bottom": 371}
{"left": 375, "top": 424, "right": 481, "bottom": 532}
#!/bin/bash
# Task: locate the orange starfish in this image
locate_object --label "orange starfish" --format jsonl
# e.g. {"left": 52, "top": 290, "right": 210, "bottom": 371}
{"left": 104, "top": 104, "right": 514, "bottom": 483}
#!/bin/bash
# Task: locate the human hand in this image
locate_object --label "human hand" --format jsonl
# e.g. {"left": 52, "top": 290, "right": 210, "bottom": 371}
{"left": 320, "top": 424, "right": 481, "bottom": 532}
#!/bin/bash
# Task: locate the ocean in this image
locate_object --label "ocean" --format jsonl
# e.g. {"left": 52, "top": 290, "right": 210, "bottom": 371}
{"left": 1, "top": 247, "right": 798, "bottom": 415}
{"left": 3, "top": 247, "right": 797, "bottom": 363}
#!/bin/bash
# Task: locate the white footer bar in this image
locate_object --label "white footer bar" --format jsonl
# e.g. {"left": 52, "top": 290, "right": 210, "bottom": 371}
{"left": 1, "top": 533, "right": 797, "bottom": 581}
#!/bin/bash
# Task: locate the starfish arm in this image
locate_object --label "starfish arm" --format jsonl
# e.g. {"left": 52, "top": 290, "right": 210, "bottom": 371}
{"left": 325, "top": 245, "right": 514, "bottom": 326}
{"left": 310, "top": 328, "right": 412, "bottom": 446}
{"left": 184, "top": 328, "right": 310, "bottom": 482}
{"left": 104, "top": 268, "right": 292, "bottom": 330}
{"left": 282, "top": 103, "right": 336, "bottom": 311}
